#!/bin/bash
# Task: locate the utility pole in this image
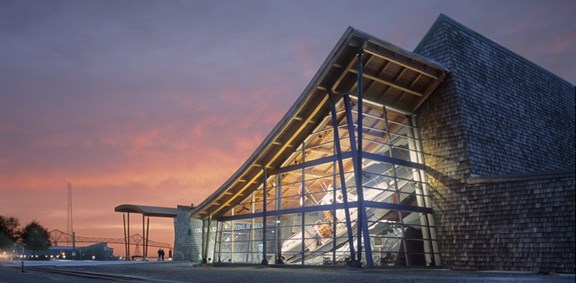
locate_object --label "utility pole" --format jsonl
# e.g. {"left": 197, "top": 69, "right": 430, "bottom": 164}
{"left": 67, "top": 182, "right": 75, "bottom": 250}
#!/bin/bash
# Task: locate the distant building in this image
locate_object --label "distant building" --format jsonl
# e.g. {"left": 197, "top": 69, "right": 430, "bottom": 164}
{"left": 17, "top": 243, "right": 114, "bottom": 261}
{"left": 183, "top": 14, "right": 574, "bottom": 273}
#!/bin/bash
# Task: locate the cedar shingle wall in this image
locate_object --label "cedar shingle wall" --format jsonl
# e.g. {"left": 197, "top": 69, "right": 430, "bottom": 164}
{"left": 439, "top": 175, "right": 575, "bottom": 273}
{"left": 418, "top": 17, "right": 575, "bottom": 176}
{"left": 414, "top": 16, "right": 576, "bottom": 272}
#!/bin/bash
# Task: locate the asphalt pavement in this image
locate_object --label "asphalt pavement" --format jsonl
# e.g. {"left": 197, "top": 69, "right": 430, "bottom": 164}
{"left": 1, "top": 260, "right": 574, "bottom": 283}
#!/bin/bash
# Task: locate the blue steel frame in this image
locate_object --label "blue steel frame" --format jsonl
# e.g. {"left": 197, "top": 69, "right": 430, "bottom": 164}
{"left": 212, "top": 46, "right": 437, "bottom": 268}
{"left": 262, "top": 167, "right": 268, "bottom": 265}
{"left": 355, "top": 45, "right": 374, "bottom": 267}
{"left": 219, "top": 201, "right": 431, "bottom": 223}
{"left": 344, "top": 94, "right": 373, "bottom": 267}
{"left": 300, "top": 143, "right": 306, "bottom": 265}
{"left": 217, "top": 90, "right": 437, "bottom": 266}
{"left": 328, "top": 90, "right": 356, "bottom": 264}
{"left": 261, "top": 168, "right": 268, "bottom": 265}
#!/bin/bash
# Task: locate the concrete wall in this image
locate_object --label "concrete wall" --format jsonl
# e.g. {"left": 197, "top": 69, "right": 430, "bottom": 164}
{"left": 414, "top": 15, "right": 575, "bottom": 273}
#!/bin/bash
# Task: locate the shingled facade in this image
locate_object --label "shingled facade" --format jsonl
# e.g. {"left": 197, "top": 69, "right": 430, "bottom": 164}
{"left": 414, "top": 15, "right": 575, "bottom": 273}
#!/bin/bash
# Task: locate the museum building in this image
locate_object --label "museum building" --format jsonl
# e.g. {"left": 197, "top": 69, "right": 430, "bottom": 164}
{"left": 184, "top": 15, "right": 575, "bottom": 273}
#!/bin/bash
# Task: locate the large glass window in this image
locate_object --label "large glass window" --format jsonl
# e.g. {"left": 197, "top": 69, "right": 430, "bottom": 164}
{"left": 211, "top": 96, "right": 439, "bottom": 267}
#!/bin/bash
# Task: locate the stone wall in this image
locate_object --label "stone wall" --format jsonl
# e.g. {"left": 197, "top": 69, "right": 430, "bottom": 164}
{"left": 173, "top": 205, "right": 202, "bottom": 261}
{"left": 414, "top": 15, "right": 576, "bottom": 273}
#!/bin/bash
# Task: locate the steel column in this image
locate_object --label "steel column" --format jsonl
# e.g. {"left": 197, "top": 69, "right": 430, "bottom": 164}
{"left": 332, "top": 152, "right": 337, "bottom": 265}
{"left": 343, "top": 94, "right": 373, "bottom": 267}
{"left": 275, "top": 173, "right": 283, "bottom": 264}
{"left": 145, "top": 216, "right": 150, "bottom": 259}
{"left": 261, "top": 168, "right": 269, "bottom": 265}
{"left": 343, "top": 94, "right": 361, "bottom": 266}
{"left": 217, "top": 221, "right": 224, "bottom": 262}
{"left": 409, "top": 115, "right": 440, "bottom": 266}
{"left": 250, "top": 214, "right": 255, "bottom": 263}
{"left": 122, "top": 213, "right": 128, "bottom": 260}
{"left": 201, "top": 219, "right": 207, "bottom": 263}
{"left": 383, "top": 105, "right": 409, "bottom": 266}
{"left": 142, "top": 215, "right": 145, "bottom": 260}
{"left": 213, "top": 218, "right": 220, "bottom": 263}
{"left": 127, "top": 212, "right": 131, "bottom": 260}
{"left": 356, "top": 45, "right": 374, "bottom": 267}
{"left": 406, "top": 115, "right": 433, "bottom": 266}
{"left": 327, "top": 90, "right": 356, "bottom": 265}
{"left": 382, "top": 105, "right": 409, "bottom": 266}
{"left": 301, "top": 142, "right": 306, "bottom": 265}
{"left": 356, "top": 38, "right": 364, "bottom": 268}
{"left": 230, "top": 219, "right": 235, "bottom": 262}
{"left": 205, "top": 215, "right": 212, "bottom": 262}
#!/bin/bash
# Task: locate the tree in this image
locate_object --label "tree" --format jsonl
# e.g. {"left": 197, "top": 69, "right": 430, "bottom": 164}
{"left": 20, "top": 221, "right": 51, "bottom": 254}
{"left": 0, "top": 215, "right": 20, "bottom": 249}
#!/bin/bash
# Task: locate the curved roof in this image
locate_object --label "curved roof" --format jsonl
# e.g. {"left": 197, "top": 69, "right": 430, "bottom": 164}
{"left": 189, "top": 26, "right": 447, "bottom": 220}
{"left": 114, "top": 204, "right": 178, "bottom": 218}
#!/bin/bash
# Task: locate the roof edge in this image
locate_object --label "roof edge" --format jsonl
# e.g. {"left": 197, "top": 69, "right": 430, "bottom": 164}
{"left": 189, "top": 27, "right": 358, "bottom": 218}
{"left": 351, "top": 27, "right": 448, "bottom": 73}
{"left": 190, "top": 26, "right": 450, "bottom": 219}
{"left": 114, "top": 204, "right": 178, "bottom": 218}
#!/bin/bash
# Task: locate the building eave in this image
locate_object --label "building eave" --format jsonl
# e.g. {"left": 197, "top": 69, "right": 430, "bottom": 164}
{"left": 189, "top": 27, "right": 448, "bottom": 220}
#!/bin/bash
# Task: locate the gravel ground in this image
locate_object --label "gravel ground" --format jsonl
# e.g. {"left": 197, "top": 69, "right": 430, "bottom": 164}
{"left": 1, "top": 261, "right": 574, "bottom": 283}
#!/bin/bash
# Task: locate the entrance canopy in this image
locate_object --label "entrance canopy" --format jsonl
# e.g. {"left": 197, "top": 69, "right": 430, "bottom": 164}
{"left": 115, "top": 204, "right": 178, "bottom": 218}
{"left": 114, "top": 204, "right": 178, "bottom": 260}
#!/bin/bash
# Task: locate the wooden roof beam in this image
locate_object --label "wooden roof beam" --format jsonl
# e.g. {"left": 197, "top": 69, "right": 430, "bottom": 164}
{"left": 331, "top": 56, "right": 358, "bottom": 92}
{"left": 364, "top": 46, "right": 440, "bottom": 80}
{"left": 208, "top": 96, "right": 329, "bottom": 216}
{"left": 348, "top": 68, "right": 425, "bottom": 97}
{"left": 307, "top": 146, "right": 334, "bottom": 155}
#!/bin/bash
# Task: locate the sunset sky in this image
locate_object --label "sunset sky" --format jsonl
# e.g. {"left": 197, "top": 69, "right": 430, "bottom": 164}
{"left": 1, "top": 0, "right": 575, "bottom": 256}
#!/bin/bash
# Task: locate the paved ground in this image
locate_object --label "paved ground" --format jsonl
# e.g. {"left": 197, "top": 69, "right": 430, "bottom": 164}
{"left": 1, "top": 260, "right": 574, "bottom": 283}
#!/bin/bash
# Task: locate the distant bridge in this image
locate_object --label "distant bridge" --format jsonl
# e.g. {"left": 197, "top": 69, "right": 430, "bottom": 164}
{"left": 49, "top": 229, "right": 171, "bottom": 258}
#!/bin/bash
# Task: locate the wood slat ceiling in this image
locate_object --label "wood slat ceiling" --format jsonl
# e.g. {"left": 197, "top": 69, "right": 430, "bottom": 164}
{"left": 190, "top": 27, "right": 447, "bottom": 220}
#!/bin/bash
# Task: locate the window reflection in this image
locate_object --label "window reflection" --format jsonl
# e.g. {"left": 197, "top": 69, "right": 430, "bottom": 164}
{"left": 215, "top": 97, "right": 438, "bottom": 266}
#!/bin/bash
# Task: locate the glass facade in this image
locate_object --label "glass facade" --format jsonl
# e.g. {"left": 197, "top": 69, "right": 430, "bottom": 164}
{"left": 209, "top": 95, "right": 439, "bottom": 267}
